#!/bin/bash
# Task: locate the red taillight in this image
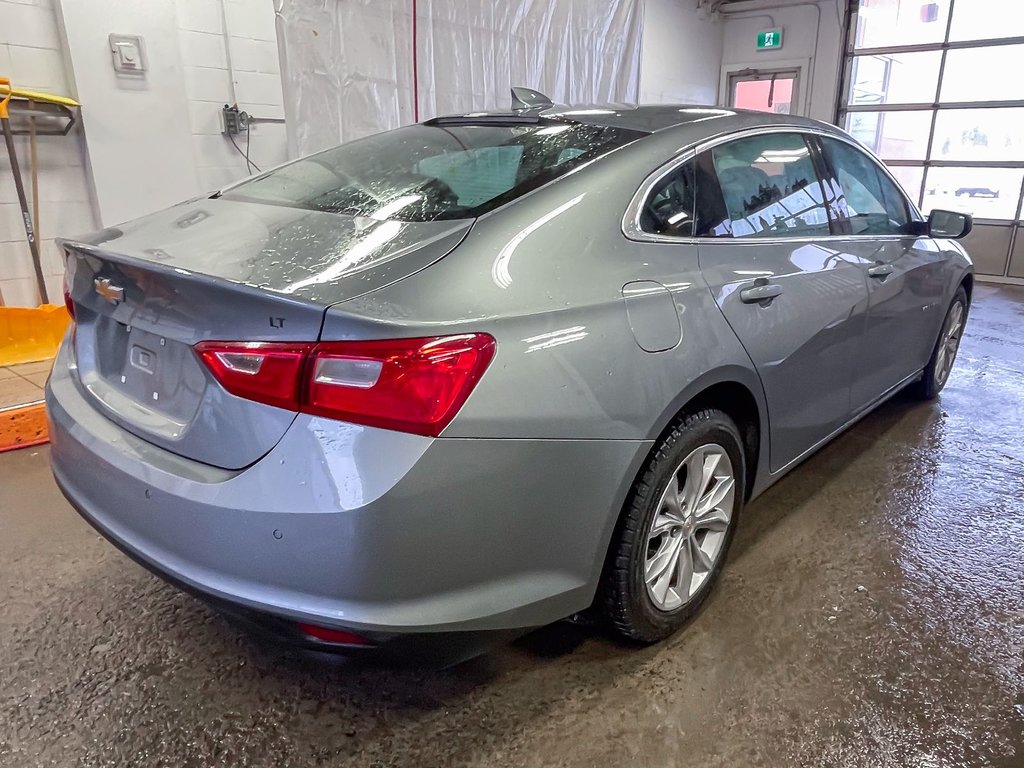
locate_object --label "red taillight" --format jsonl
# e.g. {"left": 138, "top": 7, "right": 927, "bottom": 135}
{"left": 305, "top": 335, "right": 496, "bottom": 436}
{"left": 194, "top": 334, "right": 495, "bottom": 437}
{"left": 63, "top": 275, "right": 75, "bottom": 320}
{"left": 296, "top": 622, "right": 371, "bottom": 646}
{"left": 195, "top": 341, "right": 313, "bottom": 411}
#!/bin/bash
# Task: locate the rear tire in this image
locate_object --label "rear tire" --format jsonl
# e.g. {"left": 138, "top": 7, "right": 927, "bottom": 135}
{"left": 601, "top": 409, "right": 745, "bottom": 644}
{"left": 911, "top": 286, "right": 968, "bottom": 400}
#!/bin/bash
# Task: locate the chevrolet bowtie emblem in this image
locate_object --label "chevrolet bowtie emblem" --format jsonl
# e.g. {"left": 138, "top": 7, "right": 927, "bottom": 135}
{"left": 94, "top": 277, "right": 125, "bottom": 305}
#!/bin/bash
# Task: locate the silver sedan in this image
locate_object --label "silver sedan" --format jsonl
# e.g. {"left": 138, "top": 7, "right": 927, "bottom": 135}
{"left": 48, "top": 95, "right": 973, "bottom": 660}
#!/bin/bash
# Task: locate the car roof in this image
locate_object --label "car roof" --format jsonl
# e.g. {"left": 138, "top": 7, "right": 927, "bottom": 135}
{"left": 430, "top": 103, "right": 833, "bottom": 136}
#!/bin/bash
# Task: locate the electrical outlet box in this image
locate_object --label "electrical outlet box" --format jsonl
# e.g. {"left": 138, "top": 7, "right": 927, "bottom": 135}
{"left": 109, "top": 34, "right": 146, "bottom": 74}
{"left": 222, "top": 105, "right": 250, "bottom": 135}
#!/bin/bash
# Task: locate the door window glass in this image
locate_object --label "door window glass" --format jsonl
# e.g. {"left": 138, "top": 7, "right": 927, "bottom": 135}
{"left": 731, "top": 74, "right": 796, "bottom": 115}
{"left": 710, "top": 133, "right": 830, "bottom": 238}
{"left": 820, "top": 137, "right": 911, "bottom": 235}
{"left": 889, "top": 166, "right": 926, "bottom": 208}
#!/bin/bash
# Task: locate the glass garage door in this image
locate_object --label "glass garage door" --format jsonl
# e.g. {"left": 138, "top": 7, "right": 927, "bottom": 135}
{"left": 838, "top": 0, "right": 1024, "bottom": 280}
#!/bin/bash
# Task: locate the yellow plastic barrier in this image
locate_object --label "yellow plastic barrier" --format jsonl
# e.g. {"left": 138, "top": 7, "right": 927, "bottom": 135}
{"left": 0, "top": 304, "right": 70, "bottom": 366}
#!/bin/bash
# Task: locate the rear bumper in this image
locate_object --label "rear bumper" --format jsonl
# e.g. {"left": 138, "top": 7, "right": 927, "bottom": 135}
{"left": 61, "top": 510, "right": 521, "bottom": 664}
{"left": 47, "top": 342, "right": 649, "bottom": 638}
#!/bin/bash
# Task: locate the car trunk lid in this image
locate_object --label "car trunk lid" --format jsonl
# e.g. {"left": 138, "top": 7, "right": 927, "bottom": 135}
{"left": 62, "top": 197, "right": 471, "bottom": 469}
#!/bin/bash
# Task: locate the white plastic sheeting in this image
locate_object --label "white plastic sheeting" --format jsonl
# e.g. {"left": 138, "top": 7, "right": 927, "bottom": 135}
{"left": 275, "top": 0, "right": 643, "bottom": 156}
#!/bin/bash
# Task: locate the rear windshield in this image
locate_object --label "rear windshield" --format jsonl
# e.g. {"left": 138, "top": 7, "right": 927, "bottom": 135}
{"left": 223, "top": 121, "right": 645, "bottom": 222}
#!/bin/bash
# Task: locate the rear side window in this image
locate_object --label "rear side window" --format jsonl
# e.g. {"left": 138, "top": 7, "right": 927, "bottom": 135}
{"left": 710, "top": 133, "right": 831, "bottom": 239}
{"left": 640, "top": 152, "right": 730, "bottom": 237}
{"left": 224, "top": 122, "right": 644, "bottom": 222}
{"left": 819, "top": 136, "right": 912, "bottom": 236}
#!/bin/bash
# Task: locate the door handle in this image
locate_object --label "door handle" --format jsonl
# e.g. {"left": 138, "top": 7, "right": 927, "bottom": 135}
{"left": 740, "top": 283, "right": 783, "bottom": 304}
{"left": 867, "top": 263, "right": 894, "bottom": 278}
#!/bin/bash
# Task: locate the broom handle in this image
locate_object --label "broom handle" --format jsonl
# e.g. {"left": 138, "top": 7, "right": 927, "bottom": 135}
{"left": 29, "top": 100, "right": 40, "bottom": 262}
{"left": 0, "top": 78, "right": 49, "bottom": 304}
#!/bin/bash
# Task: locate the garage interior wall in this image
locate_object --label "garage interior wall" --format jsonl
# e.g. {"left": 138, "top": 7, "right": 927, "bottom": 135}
{"left": 0, "top": 0, "right": 289, "bottom": 308}
{"left": 640, "top": 0, "right": 723, "bottom": 104}
{"left": 0, "top": 0, "right": 95, "bottom": 307}
{"left": 719, "top": 0, "right": 845, "bottom": 121}
{"left": 276, "top": 0, "right": 646, "bottom": 156}
{"left": 175, "top": 0, "right": 289, "bottom": 192}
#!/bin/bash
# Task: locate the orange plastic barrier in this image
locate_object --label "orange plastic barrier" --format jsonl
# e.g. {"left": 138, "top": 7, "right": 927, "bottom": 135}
{"left": 0, "top": 304, "right": 70, "bottom": 366}
{"left": 0, "top": 402, "right": 48, "bottom": 452}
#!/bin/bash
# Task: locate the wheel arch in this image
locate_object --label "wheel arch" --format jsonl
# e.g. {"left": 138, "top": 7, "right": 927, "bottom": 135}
{"left": 588, "top": 367, "right": 769, "bottom": 618}
{"left": 960, "top": 271, "right": 974, "bottom": 306}
{"left": 646, "top": 366, "right": 769, "bottom": 502}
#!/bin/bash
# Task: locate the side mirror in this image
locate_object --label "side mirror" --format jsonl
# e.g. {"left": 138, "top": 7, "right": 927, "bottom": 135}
{"left": 928, "top": 209, "right": 973, "bottom": 239}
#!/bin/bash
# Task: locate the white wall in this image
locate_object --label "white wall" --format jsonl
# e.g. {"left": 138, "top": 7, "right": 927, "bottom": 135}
{"left": 719, "top": 0, "right": 844, "bottom": 122}
{"left": 176, "top": 0, "right": 288, "bottom": 191}
{"left": 0, "top": 0, "right": 289, "bottom": 307}
{"left": 56, "top": 0, "right": 289, "bottom": 224}
{"left": 640, "top": 0, "right": 724, "bottom": 104}
{"left": 57, "top": 0, "right": 201, "bottom": 226}
{"left": 0, "top": 0, "right": 97, "bottom": 306}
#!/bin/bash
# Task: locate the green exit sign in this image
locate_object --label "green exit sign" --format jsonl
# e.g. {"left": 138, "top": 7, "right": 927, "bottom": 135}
{"left": 757, "top": 29, "right": 784, "bottom": 50}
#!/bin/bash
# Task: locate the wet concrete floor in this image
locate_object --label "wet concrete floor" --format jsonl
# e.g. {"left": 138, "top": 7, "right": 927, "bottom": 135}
{"left": 1, "top": 283, "right": 1022, "bottom": 767}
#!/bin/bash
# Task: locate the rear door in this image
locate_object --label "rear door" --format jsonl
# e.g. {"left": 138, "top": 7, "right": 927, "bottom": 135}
{"left": 815, "top": 135, "right": 953, "bottom": 411}
{"left": 695, "top": 131, "right": 870, "bottom": 471}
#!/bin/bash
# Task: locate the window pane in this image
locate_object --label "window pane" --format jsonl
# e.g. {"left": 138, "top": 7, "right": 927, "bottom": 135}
{"left": 641, "top": 154, "right": 730, "bottom": 238}
{"left": 949, "top": 0, "right": 1024, "bottom": 41}
{"left": 922, "top": 167, "right": 1024, "bottom": 220}
{"left": 941, "top": 46, "right": 1024, "bottom": 102}
{"left": 418, "top": 146, "right": 523, "bottom": 206}
{"left": 854, "top": 0, "right": 951, "bottom": 49}
{"left": 848, "top": 52, "right": 941, "bottom": 106}
{"left": 888, "top": 166, "right": 926, "bottom": 207}
{"left": 641, "top": 162, "right": 697, "bottom": 236}
{"left": 710, "top": 134, "right": 830, "bottom": 239}
{"left": 845, "top": 111, "right": 932, "bottom": 160}
{"left": 932, "top": 108, "right": 1024, "bottom": 162}
{"left": 731, "top": 77, "right": 796, "bottom": 114}
{"left": 225, "top": 122, "right": 644, "bottom": 221}
{"left": 821, "top": 137, "right": 910, "bottom": 235}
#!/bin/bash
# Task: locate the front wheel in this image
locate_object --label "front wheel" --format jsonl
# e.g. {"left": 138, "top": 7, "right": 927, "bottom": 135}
{"left": 601, "top": 409, "right": 745, "bottom": 643}
{"left": 912, "top": 286, "right": 968, "bottom": 400}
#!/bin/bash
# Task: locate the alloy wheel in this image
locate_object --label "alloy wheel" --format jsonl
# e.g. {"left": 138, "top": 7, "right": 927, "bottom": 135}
{"left": 934, "top": 301, "right": 965, "bottom": 388}
{"left": 643, "top": 444, "right": 736, "bottom": 612}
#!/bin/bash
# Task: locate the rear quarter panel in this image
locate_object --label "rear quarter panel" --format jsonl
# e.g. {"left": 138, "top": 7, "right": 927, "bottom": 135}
{"left": 328, "top": 129, "right": 767, "bottom": 445}
{"left": 326, "top": 130, "right": 773, "bottom": 602}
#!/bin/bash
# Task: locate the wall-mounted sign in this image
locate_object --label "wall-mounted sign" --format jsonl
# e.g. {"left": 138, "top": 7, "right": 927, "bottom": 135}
{"left": 756, "top": 29, "right": 784, "bottom": 51}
